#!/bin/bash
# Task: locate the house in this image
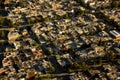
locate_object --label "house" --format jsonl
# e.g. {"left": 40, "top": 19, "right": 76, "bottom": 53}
{"left": 57, "top": 59, "right": 66, "bottom": 67}
{"left": 22, "top": 29, "right": 28, "bottom": 36}
{"left": 114, "top": 48, "right": 120, "bottom": 55}
{"left": 107, "top": 72, "right": 117, "bottom": 80}
{"left": 69, "top": 72, "right": 88, "bottom": 80}
{"left": 8, "top": 30, "right": 21, "bottom": 41}
{"left": 75, "top": 27, "right": 83, "bottom": 35}
{"left": 81, "top": 0, "right": 93, "bottom": 4}
{"left": 99, "top": 31, "right": 109, "bottom": 37}
{"left": 0, "top": 68, "right": 5, "bottom": 75}
{"left": 13, "top": 41, "right": 22, "bottom": 50}
{"left": 26, "top": 71, "right": 36, "bottom": 79}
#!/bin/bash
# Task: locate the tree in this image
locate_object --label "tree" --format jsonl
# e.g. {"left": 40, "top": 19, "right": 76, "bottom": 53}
{"left": 109, "top": 52, "right": 115, "bottom": 61}
{"left": 106, "top": 52, "right": 115, "bottom": 62}
{"left": 3, "top": 18, "right": 14, "bottom": 27}
{"left": 0, "top": 17, "right": 14, "bottom": 27}
{"left": 49, "top": 65, "right": 55, "bottom": 73}
{"left": 0, "top": 16, "right": 4, "bottom": 24}
{"left": 0, "top": 31, "right": 5, "bottom": 38}
{"left": 111, "top": 1, "right": 120, "bottom": 8}
{"left": 79, "top": 10, "right": 85, "bottom": 16}
{"left": 99, "top": 57, "right": 103, "bottom": 66}
{"left": 0, "top": 0, "right": 5, "bottom": 5}
{"left": 63, "top": 13, "right": 70, "bottom": 19}
{"left": 68, "top": 68, "right": 74, "bottom": 73}
{"left": 74, "top": 61, "right": 80, "bottom": 69}
{"left": 17, "top": 0, "right": 27, "bottom": 8}
{"left": 76, "top": 0, "right": 87, "bottom": 7}
{"left": 80, "top": 62, "right": 89, "bottom": 71}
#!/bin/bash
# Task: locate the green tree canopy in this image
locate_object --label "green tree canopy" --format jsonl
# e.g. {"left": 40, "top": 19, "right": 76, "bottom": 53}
{"left": 0, "top": 0, "right": 5, "bottom": 5}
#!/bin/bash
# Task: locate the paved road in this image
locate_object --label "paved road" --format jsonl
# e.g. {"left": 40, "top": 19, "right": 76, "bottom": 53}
{"left": 0, "top": 28, "right": 15, "bottom": 31}
{"left": 39, "top": 72, "right": 75, "bottom": 78}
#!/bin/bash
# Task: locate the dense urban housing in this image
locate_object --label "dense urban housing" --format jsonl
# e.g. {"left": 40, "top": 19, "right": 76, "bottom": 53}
{"left": 0, "top": 0, "right": 120, "bottom": 80}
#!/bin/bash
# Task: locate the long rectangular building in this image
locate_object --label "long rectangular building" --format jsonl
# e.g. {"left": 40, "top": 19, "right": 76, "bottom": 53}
{"left": 109, "top": 30, "right": 120, "bottom": 40}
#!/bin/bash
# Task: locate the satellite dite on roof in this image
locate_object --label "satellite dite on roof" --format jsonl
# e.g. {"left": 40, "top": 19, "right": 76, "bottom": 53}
{"left": 109, "top": 30, "right": 120, "bottom": 40}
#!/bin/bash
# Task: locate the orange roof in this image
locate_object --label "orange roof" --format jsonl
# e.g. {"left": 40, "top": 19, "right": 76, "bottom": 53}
{"left": 115, "top": 37, "right": 120, "bottom": 40}
{"left": 0, "top": 68, "right": 5, "bottom": 75}
{"left": 26, "top": 72, "right": 36, "bottom": 79}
